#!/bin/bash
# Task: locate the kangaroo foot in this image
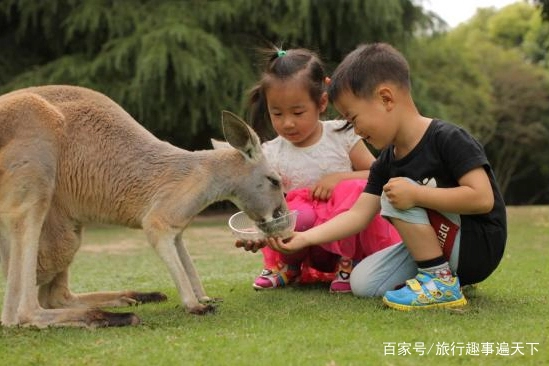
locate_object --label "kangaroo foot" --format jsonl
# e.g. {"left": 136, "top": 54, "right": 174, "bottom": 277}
{"left": 199, "top": 296, "right": 223, "bottom": 304}
{"left": 188, "top": 303, "right": 217, "bottom": 315}
{"left": 127, "top": 291, "right": 168, "bottom": 305}
{"left": 12, "top": 308, "right": 142, "bottom": 328}
{"left": 86, "top": 309, "right": 141, "bottom": 328}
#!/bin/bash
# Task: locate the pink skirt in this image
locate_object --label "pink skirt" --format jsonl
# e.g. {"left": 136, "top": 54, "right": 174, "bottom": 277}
{"left": 261, "top": 179, "right": 402, "bottom": 283}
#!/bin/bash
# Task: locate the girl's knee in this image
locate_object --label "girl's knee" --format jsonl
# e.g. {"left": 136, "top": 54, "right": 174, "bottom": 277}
{"left": 292, "top": 206, "right": 317, "bottom": 231}
{"left": 308, "top": 247, "right": 339, "bottom": 272}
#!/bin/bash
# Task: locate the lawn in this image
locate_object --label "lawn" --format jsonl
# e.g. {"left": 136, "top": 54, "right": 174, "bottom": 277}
{"left": 0, "top": 206, "right": 548, "bottom": 366}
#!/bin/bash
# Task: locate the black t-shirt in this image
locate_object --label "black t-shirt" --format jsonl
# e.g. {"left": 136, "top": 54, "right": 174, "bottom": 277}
{"left": 365, "top": 119, "right": 506, "bottom": 230}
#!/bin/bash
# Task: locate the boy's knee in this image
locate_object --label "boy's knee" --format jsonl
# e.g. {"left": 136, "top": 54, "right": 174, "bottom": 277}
{"left": 380, "top": 193, "right": 430, "bottom": 225}
{"left": 379, "top": 191, "right": 393, "bottom": 215}
{"left": 349, "top": 243, "right": 418, "bottom": 298}
{"left": 380, "top": 191, "right": 405, "bottom": 221}
{"left": 350, "top": 282, "right": 383, "bottom": 298}
{"left": 349, "top": 269, "right": 384, "bottom": 297}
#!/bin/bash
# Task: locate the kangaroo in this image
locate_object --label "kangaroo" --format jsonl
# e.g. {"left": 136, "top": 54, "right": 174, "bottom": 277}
{"left": 0, "top": 85, "right": 286, "bottom": 328}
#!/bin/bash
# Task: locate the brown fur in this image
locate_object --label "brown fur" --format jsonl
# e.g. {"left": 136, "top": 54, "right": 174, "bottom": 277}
{"left": 0, "top": 85, "right": 286, "bottom": 328}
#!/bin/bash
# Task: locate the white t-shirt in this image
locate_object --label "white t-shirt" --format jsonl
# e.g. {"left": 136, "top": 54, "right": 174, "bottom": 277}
{"left": 262, "top": 120, "right": 362, "bottom": 192}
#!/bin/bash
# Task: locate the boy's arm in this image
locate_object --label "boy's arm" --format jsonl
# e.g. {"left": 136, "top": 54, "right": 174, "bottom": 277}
{"left": 268, "top": 192, "right": 381, "bottom": 254}
{"left": 384, "top": 167, "right": 494, "bottom": 214}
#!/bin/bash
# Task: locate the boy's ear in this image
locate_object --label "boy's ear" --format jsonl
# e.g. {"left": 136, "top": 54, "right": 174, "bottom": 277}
{"left": 377, "top": 86, "right": 394, "bottom": 110}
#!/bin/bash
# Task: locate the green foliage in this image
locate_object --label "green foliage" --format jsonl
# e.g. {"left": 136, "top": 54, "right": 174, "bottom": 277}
{"left": 523, "top": 12, "right": 549, "bottom": 68}
{"left": 407, "top": 36, "right": 495, "bottom": 144}
{"left": 1, "top": 209, "right": 548, "bottom": 365}
{"left": 486, "top": 2, "right": 549, "bottom": 70}
{"left": 0, "top": 0, "right": 548, "bottom": 202}
{"left": 534, "top": 0, "right": 549, "bottom": 20}
{"left": 409, "top": 2, "right": 549, "bottom": 203}
{"left": 484, "top": 47, "right": 549, "bottom": 197}
{"left": 487, "top": 2, "right": 535, "bottom": 48}
{"left": 0, "top": 0, "right": 420, "bottom": 148}
{"left": 464, "top": 5, "right": 549, "bottom": 203}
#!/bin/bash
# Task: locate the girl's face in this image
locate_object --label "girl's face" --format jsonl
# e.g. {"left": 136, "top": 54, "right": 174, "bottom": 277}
{"left": 265, "top": 78, "right": 327, "bottom": 147}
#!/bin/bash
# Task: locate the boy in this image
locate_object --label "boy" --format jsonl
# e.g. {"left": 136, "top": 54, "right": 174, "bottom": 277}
{"left": 266, "top": 43, "right": 507, "bottom": 310}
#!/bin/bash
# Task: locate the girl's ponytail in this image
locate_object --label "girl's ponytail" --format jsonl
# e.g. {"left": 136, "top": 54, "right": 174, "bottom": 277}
{"left": 247, "top": 84, "right": 276, "bottom": 142}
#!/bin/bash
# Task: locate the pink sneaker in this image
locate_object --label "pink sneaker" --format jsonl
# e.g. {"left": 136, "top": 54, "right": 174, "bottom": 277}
{"left": 329, "top": 257, "right": 353, "bottom": 293}
{"left": 252, "top": 263, "right": 300, "bottom": 290}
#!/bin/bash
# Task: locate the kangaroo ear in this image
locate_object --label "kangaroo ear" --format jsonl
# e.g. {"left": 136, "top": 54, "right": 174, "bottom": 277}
{"left": 222, "top": 110, "right": 262, "bottom": 161}
{"left": 210, "top": 138, "right": 232, "bottom": 150}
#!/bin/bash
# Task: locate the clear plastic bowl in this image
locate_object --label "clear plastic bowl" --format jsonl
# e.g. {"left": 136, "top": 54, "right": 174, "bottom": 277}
{"left": 228, "top": 210, "right": 298, "bottom": 241}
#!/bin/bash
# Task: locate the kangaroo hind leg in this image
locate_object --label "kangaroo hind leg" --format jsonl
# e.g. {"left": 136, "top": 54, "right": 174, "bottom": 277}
{"left": 0, "top": 150, "right": 143, "bottom": 328}
{"left": 0, "top": 140, "right": 57, "bottom": 326}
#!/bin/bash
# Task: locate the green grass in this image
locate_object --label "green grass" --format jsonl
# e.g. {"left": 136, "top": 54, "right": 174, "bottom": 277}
{"left": 1, "top": 207, "right": 548, "bottom": 366}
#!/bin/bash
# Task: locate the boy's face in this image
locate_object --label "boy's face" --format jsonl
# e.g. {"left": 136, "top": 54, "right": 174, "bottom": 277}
{"left": 333, "top": 89, "right": 395, "bottom": 150}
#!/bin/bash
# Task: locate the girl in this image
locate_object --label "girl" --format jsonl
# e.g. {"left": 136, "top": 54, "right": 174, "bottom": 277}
{"left": 244, "top": 47, "right": 402, "bottom": 293}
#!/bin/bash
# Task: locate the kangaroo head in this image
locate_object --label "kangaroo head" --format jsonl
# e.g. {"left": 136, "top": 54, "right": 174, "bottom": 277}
{"left": 221, "top": 110, "right": 287, "bottom": 222}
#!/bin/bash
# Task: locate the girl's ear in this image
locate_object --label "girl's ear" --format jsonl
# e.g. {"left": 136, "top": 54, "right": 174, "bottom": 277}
{"left": 319, "top": 91, "right": 329, "bottom": 113}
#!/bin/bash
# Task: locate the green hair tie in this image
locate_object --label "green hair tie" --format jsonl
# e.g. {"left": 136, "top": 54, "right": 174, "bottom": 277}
{"left": 277, "top": 50, "right": 287, "bottom": 57}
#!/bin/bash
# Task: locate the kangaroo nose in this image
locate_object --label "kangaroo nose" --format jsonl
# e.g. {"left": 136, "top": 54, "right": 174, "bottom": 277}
{"left": 273, "top": 205, "right": 285, "bottom": 219}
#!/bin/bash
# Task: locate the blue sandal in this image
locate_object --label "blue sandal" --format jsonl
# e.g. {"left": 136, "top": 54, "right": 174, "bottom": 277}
{"left": 382, "top": 270, "right": 467, "bottom": 310}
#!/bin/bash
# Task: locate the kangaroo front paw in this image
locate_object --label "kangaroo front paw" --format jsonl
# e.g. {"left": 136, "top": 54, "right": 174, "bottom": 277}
{"left": 188, "top": 303, "right": 217, "bottom": 315}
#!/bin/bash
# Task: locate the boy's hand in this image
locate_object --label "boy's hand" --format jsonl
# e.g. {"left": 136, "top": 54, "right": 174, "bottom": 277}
{"left": 266, "top": 232, "right": 310, "bottom": 254}
{"left": 234, "top": 239, "right": 266, "bottom": 253}
{"left": 383, "top": 177, "right": 418, "bottom": 210}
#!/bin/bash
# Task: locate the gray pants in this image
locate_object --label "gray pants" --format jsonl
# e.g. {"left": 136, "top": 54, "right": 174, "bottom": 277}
{"left": 350, "top": 186, "right": 461, "bottom": 297}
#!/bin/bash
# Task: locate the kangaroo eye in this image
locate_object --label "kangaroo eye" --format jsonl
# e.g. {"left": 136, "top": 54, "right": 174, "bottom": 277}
{"left": 267, "top": 176, "right": 280, "bottom": 187}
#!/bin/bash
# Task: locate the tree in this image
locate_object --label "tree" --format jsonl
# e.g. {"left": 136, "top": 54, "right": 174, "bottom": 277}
{"left": 523, "top": 7, "right": 549, "bottom": 68}
{"left": 533, "top": 0, "right": 549, "bottom": 20}
{"left": 0, "top": 0, "right": 252, "bottom": 148}
{"left": 451, "top": 3, "right": 549, "bottom": 202}
{"left": 407, "top": 36, "right": 495, "bottom": 145}
{"left": 484, "top": 47, "right": 549, "bottom": 198}
{"left": 474, "top": 2, "right": 549, "bottom": 202}
{"left": 0, "top": 0, "right": 422, "bottom": 149}
{"left": 408, "top": 2, "right": 549, "bottom": 203}
{"left": 487, "top": 2, "right": 535, "bottom": 48}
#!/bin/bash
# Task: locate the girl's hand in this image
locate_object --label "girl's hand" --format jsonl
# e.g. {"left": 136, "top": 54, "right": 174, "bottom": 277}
{"left": 310, "top": 173, "right": 341, "bottom": 201}
{"left": 266, "top": 232, "right": 311, "bottom": 254}
{"left": 234, "top": 239, "right": 267, "bottom": 253}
